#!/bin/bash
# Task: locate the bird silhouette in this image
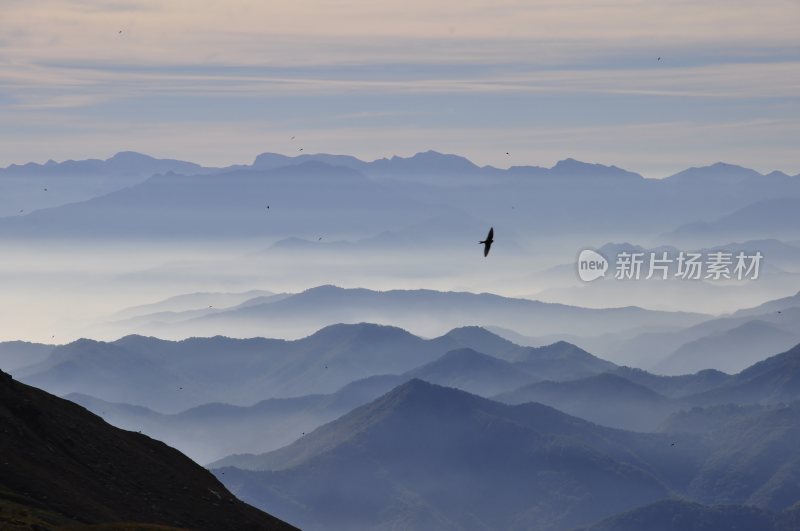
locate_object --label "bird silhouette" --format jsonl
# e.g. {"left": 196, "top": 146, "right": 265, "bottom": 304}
{"left": 480, "top": 227, "right": 494, "bottom": 257}
{"left": 657, "top": 57, "right": 661, "bottom": 61}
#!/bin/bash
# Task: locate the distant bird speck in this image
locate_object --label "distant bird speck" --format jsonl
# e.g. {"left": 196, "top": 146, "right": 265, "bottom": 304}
{"left": 479, "top": 227, "right": 494, "bottom": 257}
{"left": 299, "top": 148, "right": 304, "bottom": 152}
{"left": 657, "top": 57, "right": 661, "bottom": 61}
{"left": 506, "top": 152, "right": 510, "bottom": 155}
{"left": 43, "top": 188, "right": 47, "bottom": 192}
{"left": 291, "top": 136, "right": 295, "bottom": 140}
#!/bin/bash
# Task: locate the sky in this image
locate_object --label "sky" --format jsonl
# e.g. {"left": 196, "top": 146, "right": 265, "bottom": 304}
{"left": 1, "top": 0, "right": 799, "bottom": 176}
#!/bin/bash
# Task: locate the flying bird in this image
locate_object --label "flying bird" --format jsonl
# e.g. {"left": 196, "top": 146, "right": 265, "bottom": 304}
{"left": 657, "top": 57, "right": 661, "bottom": 61}
{"left": 299, "top": 148, "right": 304, "bottom": 152}
{"left": 479, "top": 227, "right": 494, "bottom": 257}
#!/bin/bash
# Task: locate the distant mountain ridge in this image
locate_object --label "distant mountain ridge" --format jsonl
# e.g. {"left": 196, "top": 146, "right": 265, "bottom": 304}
{"left": 14, "top": 323, "right": 559, "bottom": 411}
{"left": 116, "top": 284, "right": 709, "bottom": 341}
{"left": 2, "top": 150, "right": 799, "bottom": 243}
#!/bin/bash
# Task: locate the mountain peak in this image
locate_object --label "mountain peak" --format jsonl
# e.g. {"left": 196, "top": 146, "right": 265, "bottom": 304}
{"left": 666, "top": 162, "right": 762, "bottom": 182}
{"left": 375, "top": 150, "right": 479, "bottom": 173}
{"left": 108, "top": 151, "right": 155, "bottom": 163}
{"left": 550, "top": 158, "right": 643, "bottom": 179}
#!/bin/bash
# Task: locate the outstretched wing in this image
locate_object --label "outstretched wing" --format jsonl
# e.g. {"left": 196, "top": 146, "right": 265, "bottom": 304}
{"left": 483, "top": 241, "right": 491, "bottom": 257}
{"left": 487, "top": 227, "right": 494, "bottom": 241}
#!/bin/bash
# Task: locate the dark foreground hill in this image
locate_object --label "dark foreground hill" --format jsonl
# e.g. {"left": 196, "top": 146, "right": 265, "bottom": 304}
{"left": 0, "top": 369, "right": 295, "bottom": 531}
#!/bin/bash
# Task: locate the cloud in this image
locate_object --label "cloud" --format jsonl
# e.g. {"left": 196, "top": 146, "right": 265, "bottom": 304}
{"left": 0, "top": 0, "right": 798, "bottom": 172}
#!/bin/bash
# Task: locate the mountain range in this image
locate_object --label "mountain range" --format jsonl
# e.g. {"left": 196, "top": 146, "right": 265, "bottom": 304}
{"left": 212, "top": 379, "right": 702, "bottom": 531}
{"left": 208, "top": 352, "right": 800, "bottom": 530}
{"left": 100, "top": 284, "right": 709, "bottom": 341}
{"left": 2, "top": 151, "right": 799, "bottom": 246}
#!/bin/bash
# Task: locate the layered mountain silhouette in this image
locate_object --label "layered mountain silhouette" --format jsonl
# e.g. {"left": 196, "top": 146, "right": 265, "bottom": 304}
{"left": 669, "top": 197, "right": 800, "bottom": 244}
{"left": 405, "top": 347, "right": 537, "bottom": 396}
{"left": 654, "top": 320, "right": 799, "bottom": 374}
{"left": 13, "top": 324, "right": 551, "bottom": 412}
{"left": 0, "top": 151, "right": 215, "bottom": 217}
{"left": 612, "top": 366, "right": 731, "bottom": 398}
{"left": 66, "top": 375, "right": 407, "bottom": 464}
{"left": 3, "top": 152, "right": 800, "bottom": 245}
{"left": 209, "top": 374, "right": 800, "bottom": 530}
{"left": 60, "top": 338, "right": 609, "bottom": 462}
{"left": 599, "top": 293, "right": 800, "bottom": 373}
{"left": 0, "top": 341, "right": 54, "bottom": 373}
{"left": 211, "top": 379, "right": 703, "bottom": 531}
{"left": 495, "top": 373, "right": 676, "bottom": 432}
{"left": 686, "top": 343, "right": 800, "bottom": 405}
{"left": 112, "top": 285, "right": 708, "bottom": 341}
{"left": 0, "top": 369, "right": 294, "bottom": 530}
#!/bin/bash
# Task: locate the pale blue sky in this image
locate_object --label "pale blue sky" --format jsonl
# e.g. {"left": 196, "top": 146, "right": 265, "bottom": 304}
{"left": 1, "top": 0, "right": 798, "bottom": 176}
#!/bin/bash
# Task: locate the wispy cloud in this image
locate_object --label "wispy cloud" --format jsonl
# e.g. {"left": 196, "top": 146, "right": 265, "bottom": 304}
{"left": 0, "top": 0, "right": 798, "bottom": 172}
